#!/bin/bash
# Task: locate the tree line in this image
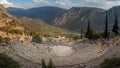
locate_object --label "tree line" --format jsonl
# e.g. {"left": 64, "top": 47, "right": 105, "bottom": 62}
{"left": 85, "top": 11, "right": 120, "bottom": 39}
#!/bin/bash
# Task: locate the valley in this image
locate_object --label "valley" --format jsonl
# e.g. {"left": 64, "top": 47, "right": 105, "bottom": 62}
{"left": 0, "top": 1, "right": 120, "bottom": 68}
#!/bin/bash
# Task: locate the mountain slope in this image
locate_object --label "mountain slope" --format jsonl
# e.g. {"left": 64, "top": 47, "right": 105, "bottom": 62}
{"left": 54, "top": 7, "right": 105, "bottom": 32}
{"left": 54, "top": 6, "right": 120, "bottom": 32}
{"left": 19, "top": 17, "right": 69, "bottom": 37}
{"left": 7, "top": 6, "right": 120, "bottom": 32}
{"left": 7, "top": 6, "right": 66, "bottom": 24}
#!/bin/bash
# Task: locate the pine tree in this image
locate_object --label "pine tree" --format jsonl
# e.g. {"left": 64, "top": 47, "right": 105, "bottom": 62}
{"left": 41, "top": 58, "right": 47, "bottom": 68}
{"left": 112, "top": 15, "right": 119, "bottom": 34}
{"left": 103, "top": 11, "right": 109, "bottom": 39}
{"left": 48, "top": 59, "right": 56, "bottom": 68}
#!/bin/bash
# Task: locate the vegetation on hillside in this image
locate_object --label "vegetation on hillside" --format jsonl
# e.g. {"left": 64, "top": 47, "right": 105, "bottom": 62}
{"left": 41, "top": 58, "right": 56, "bottom": 68}
{"left": 0, "top": 36, "right": 10, "bottom": 44}
{"left": 112, "top": 15, "right": 120, "bottom": 34}
{"left": 41, "top": 58, "right": 47, "bottom": 68}
{"left": 100, "top": 57, "right": 120, "bottom": 68}
{"left": 85, "top": 20, "right": 95, "bottom": 39}
{"left": 103, "top": 11, "right": 109, "bottom": 39}
{"left": 20, "top": 18, "right": 69, "bottom": 37}
{"left": 0, "top": 53, "right": 20, "bottom": 68}
{"left": 0, "top": 5, "right": 25, "bottom": 35}
{"left": 72, "top": 34, "right": 81, "bottom": 40}
{"left": 31, "top": 34, "right": 42, "bottom": 43}
{"left": 0, "top": 27, "right": 22, "bottom": 34}
{"left": 48, "top": 58, "right": 56, "bottom": 68}
{"left": 85, "top": 11, "right": 120, "bottom": 39}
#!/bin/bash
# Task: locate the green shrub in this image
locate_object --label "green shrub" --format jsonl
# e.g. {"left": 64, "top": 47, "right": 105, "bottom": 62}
{"left": 0, "top": 53, "right": 20, "bottom": 68}
{"left": 90, "top": 30, "right": 101, "bottom": 39}
{"left": 41, "top": 58, "right": 56, "bottom": 68}
{"left": 0, "top": 36, "right": 10, "bottom": 44}
{"left": 9, "top": 29, "right": 22, "bottom": 34}
{"left": 30, "top": 32, "right": 37, "bottom": 36}
{"left": 32, "top": 34, "right": 42, "bottom": 43}
{"left": 72, "top": 34, "right": 81, "bottom": 40}
{"left": 43, "top": 34, "right": 51, "bottom": 37}
{"left": 47, "top": 59, "right": 56, "bottom": 68}
{"left": 100, "top": 57, "right": 120, "bottom": 68}
{"left": 41, "top": 58, "right": 47, "bottom": 68}
{"left": 2, "top": 37, "right": 10, "bottom": 44}
{"left": 85, "top": 29, "right": 102, "bottom": 39}
{"left": 108, "top": 31, "right": 117, "bottom": 38}
{"left": 0, "top": 36, "right": 3, "bottom": 43}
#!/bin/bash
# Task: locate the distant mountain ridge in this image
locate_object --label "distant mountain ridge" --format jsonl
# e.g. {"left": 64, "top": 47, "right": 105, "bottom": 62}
{"left": 7, "top": 6, "right": 66, "bottom": 24}
{"left": 54, "top": 7, "right": 105, "bottom": 32}
{"left": 55, "top": 7, "right": 105, "bottom": 25}
{"left": 54, "top": 6, "right": 120, "bottom": 32}
{"left": 7, "top": 6, "right": 120, "bottom": 32}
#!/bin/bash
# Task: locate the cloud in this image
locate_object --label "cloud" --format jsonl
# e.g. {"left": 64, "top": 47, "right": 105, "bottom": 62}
{"left": 0, "top": 0, "right": 13, "bottom": 7}
{"left": 0, "top": 0, "right": 37, "bottom": 9}
{"left": 0, "top": 0, "right": 12, "bottom": 5}
{"left": 54, "top": 0, "right": 73, "bottom": 8}
{"left": 0, "top": 0, "right": 27, "bottom": 8}
{"left": 33, "top": 0, "right": 73, "bottom": 8}
{"left": 106, "top": 0, "right": 120, "bottom": 1}
{"left": 33, "top": 0, "right": 120, "bottom": 9}
{"left": 33, "top": 0, "right": 80, "bottom": 9}
{"left": 0, "top": 0, "right": 120, "bottom": 9}
{"left": 86, "top": 0, "right": 120, "bottom": 9}
{"left": 33, "top": 0, "right": 51, "bottom": 6}
{"left": 34, "top": 0, "right": 48, "bottom": 3}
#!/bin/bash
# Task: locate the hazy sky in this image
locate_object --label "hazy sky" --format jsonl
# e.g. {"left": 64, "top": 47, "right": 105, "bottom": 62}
{"left": 0, "top": 0, "right": 120, "bottom": 9}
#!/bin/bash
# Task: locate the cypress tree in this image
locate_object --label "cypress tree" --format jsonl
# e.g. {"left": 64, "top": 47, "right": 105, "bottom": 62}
{"left": 103, "top": 11, "right": 108, "bottom": 39}
{"left": 48, "top": 58, "right": 56, "bottom": 68}
{"left": 41, "top": 58, "right": 47, "bottom": 68}
{"left": 85, "top": 20, "right": 93, "bottom": 39}
{"left": 85, "top": 20, "right": 90, "bottom": 38}
{"left": 80, "top": 29, "right": 83, "bottom": 38}
{"left": 112, "top": 15, "right": 119, "bottom": 34}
